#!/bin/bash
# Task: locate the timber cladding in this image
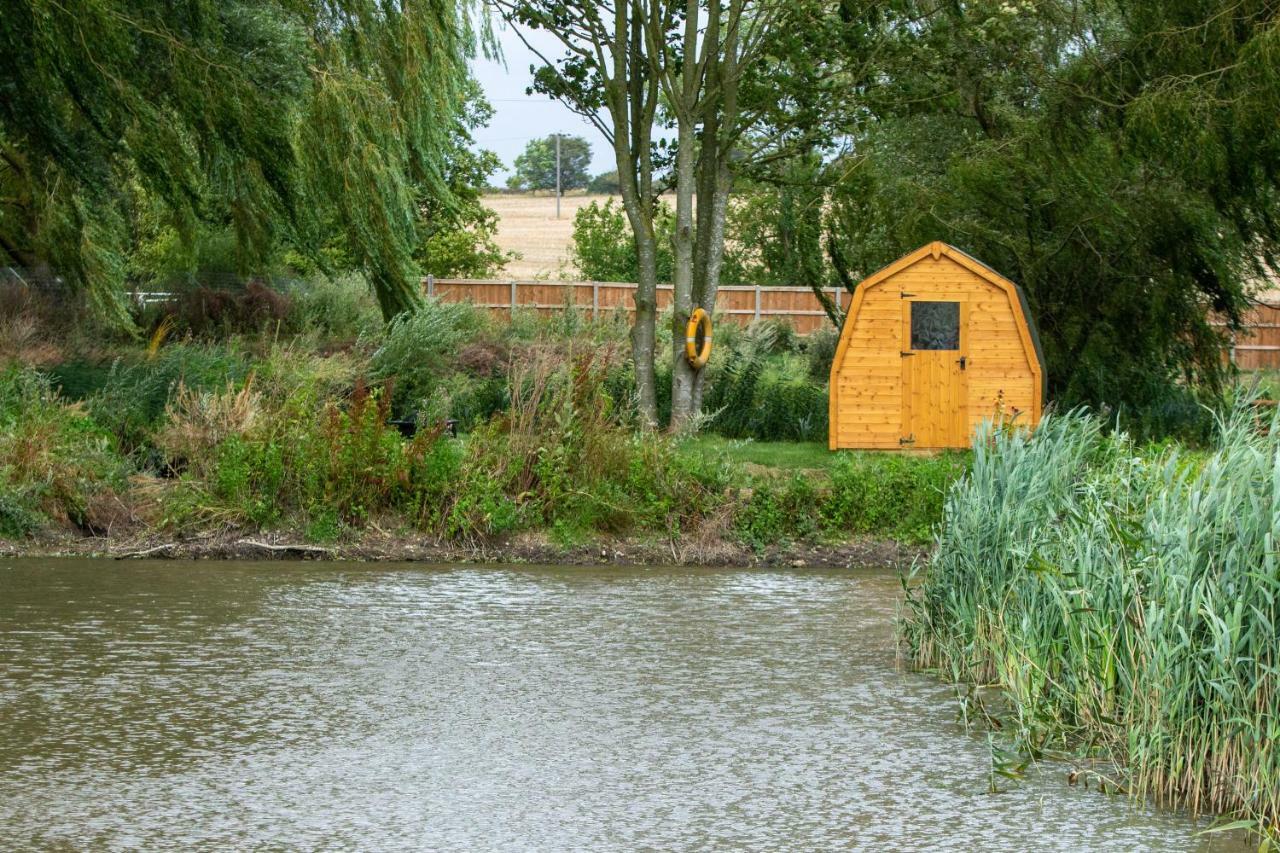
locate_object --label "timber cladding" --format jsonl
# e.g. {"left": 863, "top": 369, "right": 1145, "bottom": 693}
{"left": 828, "top": 242, "right": 1046, "bottom": 451}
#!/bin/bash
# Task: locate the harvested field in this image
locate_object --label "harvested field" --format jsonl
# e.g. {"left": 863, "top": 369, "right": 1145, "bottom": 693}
{"left": 482, "top": 192, "right": 618, "bottom": 279}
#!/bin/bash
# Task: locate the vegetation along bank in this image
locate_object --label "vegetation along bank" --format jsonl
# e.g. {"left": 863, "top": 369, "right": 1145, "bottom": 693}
{"left": 0, "top": 280, "right": 961, "bottom": 564}
{"left": 902, "top": 409, "right": 1280, "bottom": 838}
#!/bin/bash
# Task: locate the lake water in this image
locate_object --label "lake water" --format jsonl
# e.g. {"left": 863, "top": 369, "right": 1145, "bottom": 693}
{"left": 0, "top": 559, "right": 1248, "bottom": 850}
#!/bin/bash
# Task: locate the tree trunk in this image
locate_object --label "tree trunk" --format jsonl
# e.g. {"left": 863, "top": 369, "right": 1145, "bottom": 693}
{"left": 608, "top": 5, "right": 660, "bottom": 428}
{"left": 691, "top": 156, "right": 733, "bottom": 415}
{"left": 669, "top": 120, "right": 698, "bottom": 429}
{"left": 686, "top": 0, "right": 737, "bottom": 418}
{"left": 628, "top": 208, "right": 660, "bottom": 425}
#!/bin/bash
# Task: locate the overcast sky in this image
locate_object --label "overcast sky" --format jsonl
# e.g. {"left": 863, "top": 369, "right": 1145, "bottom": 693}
{"left": 470, "top": 23, "right": 616, "bottom": 182}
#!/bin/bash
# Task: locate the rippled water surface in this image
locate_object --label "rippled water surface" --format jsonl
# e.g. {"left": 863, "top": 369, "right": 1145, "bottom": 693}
{"left": 0, "top": 559, "right": 1246, "bottom": 850}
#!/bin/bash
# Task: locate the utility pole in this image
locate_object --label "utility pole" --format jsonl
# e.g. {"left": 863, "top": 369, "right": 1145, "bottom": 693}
{"left": 555, "top": 133, "right": 561, "bottom": 219}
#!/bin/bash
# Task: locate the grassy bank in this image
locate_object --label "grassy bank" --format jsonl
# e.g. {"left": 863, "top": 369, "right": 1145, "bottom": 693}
{"left": 0, "top": 278, "right": 963, "bottom": 555}
{"left": 901, "top": 408, "right": 1280, "bottom": 837}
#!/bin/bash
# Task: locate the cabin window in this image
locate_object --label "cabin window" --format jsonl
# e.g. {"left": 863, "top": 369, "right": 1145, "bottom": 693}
{"left": 910, "top": 301, "right": 960, "bottom": 350}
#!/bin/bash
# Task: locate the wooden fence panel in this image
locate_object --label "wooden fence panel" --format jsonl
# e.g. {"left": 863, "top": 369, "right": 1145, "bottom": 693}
{"left": 1227, "top": 302, "right": 1280, "bottom": 370}
{"left": 425, "top": 277, "right": 1279, "bottom": 371}
{"left": 425, "top": 277, "right": 843, "bottom": 331}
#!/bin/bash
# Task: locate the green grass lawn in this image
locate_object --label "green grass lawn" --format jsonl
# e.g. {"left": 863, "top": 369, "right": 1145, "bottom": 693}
{"left": 1242, "top": 369, "right": 1280, "bottom": 400}
{"left": 679, "top": 435, "right": 837, "bottom": 471}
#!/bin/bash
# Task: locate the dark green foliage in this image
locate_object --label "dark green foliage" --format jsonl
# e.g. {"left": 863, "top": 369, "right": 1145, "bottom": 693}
{"left": 507, "top": 135, "right": 593, "bottom": 192}
{"left": 720, "top": 160, "right": 832, "bottom": 288}
{"left": 702, "top": 324, "right": 827, "bottom": 442}
{"left": 815, "top": 0, "right": 1280, "bottom": 424}
{"left": 93, "top": 348, "right": 250, "bottom": 452}
{"left": 289, "top": 275, "right": 383, "bottom": 342}
{"left": 734, "top": 475, "right": 821, "bottom": 549}
{"left": 370, "top": 298, "right": 487, "bottom": 418}
{"left": 587, "top": 171, "right": 621, "bottom": 194}
{"left": 53, "top": 345, "right": 248, "bottom": 457}
{"left": 732, "top": 451, "right": 965, "bottom": 548}
{"left": 708, "top": 364, "right": 828, "bottom": 442}
{"left": 804, "top": 327, "right": 838, "bottom": 381}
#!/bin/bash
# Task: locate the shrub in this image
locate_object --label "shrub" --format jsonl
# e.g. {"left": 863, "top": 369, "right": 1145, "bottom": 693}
{"left": 160, "top": 281, "right": 294, "bottom": 337}
{"left": 587, "top": 170, "right": 621, "bottom": 194}
{"left": 451, "top": 345, "right": 728, "bottom": 541}
{"left": 570, "top": 199, "right": 674, "bottom": 282}
{"left": 371, "top": 298, "right": 485, "bottom": 417}
{"left": 0, "top": 367, "right": 128, "bottom": 535}
{"left": 805, "top": 325, "right": 839, "bottom": 380}
{"left": 704, "top": 324, "right": 827, "bottom": 441}
{"left": 734, "top": 475, "right": 821, "bottom": 549}
{"left": 178, "top": 380, "right": 453, "bottom": 532}
{"left": 290, "top": 274, "right": 382, "bottom": 342}
{"left": 71, "top": 343, "right": 250, "bottom": 458}
{"left": 168, "top": 343, "right": 735, "bottom": 543}
{"left": 154, "top": 378, "right": 263, "bottom": 478}
{"left": 821, "top": 452, "right": 966, "bottom": 544}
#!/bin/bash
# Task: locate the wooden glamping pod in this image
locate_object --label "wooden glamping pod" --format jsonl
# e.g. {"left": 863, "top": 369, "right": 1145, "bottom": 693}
{"left": 829, "top": 242, "right": 1046, "bottom": 450}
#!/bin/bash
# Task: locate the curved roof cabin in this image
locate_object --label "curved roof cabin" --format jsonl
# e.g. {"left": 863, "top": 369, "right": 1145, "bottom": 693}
{"left": 829, "top": 242, "right": 1046, "bottom": 450}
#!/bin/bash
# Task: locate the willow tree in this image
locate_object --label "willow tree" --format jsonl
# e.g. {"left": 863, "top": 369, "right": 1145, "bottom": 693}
{"left": 0, "top": 0, "right": 477, "bottom": 323}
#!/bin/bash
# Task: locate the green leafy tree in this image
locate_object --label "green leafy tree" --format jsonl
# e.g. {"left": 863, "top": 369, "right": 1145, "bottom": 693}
{"left": 0, "top": 0, "right": 479, "bottom": 323}
{"left": 818, "top": 0, "right": 1280, "bottom": 413}
{"left": 415, "top": 81, "right": 511, "bottom": 278}
{"left": 587, "top": 171, "right": 622, "bottom": 195}
{"left": 496, "top": 0, "right": 792, "bottom": 427}
{"left": 720, "top": 158, "right": 831, "bottom": 288}
{"left": 507, "top": 135, "right": 592, "bottom": 192}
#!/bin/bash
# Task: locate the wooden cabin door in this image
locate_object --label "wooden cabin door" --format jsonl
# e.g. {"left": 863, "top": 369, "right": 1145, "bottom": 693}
{"left": 900, "top": 300, "right": 969, "bottom": 448}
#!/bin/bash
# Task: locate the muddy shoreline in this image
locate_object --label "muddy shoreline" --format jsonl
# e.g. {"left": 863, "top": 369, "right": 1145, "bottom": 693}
{"left": 0, "top": 529, "right": 926, "bottom": 569}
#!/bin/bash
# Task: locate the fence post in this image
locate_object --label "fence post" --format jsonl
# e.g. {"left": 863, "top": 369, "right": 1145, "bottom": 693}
{"left": 592, "top": 281, "right": 600, "bottom": 320}
{"left": 754, "top": 284, "right": 762, "bottom": 322}
{"left": 510, "top": 280, "right": 517, "bottom": 317}
{"left": 426, "top": 274, "right": 434, "bottom": 297}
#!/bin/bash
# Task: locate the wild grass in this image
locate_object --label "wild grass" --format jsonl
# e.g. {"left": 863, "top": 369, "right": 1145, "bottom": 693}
{"left": 150, "top": 338, "right": 735, "bottom": 544}
{"left": 728, "top": 447, "right": 966, "bottom": 548}
{"left": 679, "top": 436, "right": 835, "bottom": 471}
{"left": 901, "top": 407, "right": 1280, "bottom": 837}
{"left": 0, "top": 367, "right": 128, "bottom": 536}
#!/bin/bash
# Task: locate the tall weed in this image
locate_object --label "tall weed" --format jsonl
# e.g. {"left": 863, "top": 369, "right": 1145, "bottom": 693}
{"left": 902, "top": 407, "right": 1280, "bottom": 835}
{"left": 0, "top": 367, "right": 128, "bottom": 535}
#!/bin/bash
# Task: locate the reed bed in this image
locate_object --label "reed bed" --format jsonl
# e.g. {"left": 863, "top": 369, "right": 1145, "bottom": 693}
{"left": 901, "top": 406, "right": 1280, "bottom": 836}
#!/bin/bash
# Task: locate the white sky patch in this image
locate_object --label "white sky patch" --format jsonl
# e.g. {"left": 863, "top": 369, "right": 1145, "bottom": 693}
{"left": 470, "top": 23, "right": 617, "bottom": 182}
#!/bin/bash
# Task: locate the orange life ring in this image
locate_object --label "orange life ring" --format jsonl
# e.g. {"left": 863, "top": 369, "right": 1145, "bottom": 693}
{"left": 685, "top": 308, "right": 712, "bottom": 369}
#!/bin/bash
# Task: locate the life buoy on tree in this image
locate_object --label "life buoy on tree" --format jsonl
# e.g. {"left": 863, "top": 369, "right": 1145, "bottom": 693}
{"left": 685, "top": 307, "right": 712, "bottom": 369}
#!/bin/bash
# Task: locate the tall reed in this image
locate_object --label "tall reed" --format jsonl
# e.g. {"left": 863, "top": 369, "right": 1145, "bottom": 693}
{"left": 902, "top": 405, "right": 1279, "bottom": 835}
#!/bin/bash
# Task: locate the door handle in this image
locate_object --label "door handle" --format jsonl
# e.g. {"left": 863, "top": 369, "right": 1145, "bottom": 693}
{"left": 957, "top": 356, "right": 967, "bottom": 370}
